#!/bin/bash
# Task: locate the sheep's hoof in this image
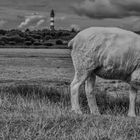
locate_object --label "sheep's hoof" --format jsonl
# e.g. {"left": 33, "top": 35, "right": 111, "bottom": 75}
{"left": 128, "top": 112, "right": 136, "bottom": 117}
{"left": 91, "top": 109, "right": 100, "bottom": 115}
{"left": 71, "top": 108, "right": 82, "bottom": 114}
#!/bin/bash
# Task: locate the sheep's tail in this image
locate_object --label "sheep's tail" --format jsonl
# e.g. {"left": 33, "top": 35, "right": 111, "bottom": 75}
{"left": 68, "top": 39, "right": 74, "bottom": 49}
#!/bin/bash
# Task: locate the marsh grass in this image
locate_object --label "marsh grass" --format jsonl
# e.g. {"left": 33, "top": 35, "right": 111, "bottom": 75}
{"left": 0, "top": 84, "right": 140, "bottom": 139}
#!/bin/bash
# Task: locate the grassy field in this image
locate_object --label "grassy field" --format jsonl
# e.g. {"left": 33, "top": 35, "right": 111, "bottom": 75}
{"left": 0, "top": 48, "right": 140, "bottom": 140}
{"left": 0, "top": 49, "right": 73, "bottom": 83}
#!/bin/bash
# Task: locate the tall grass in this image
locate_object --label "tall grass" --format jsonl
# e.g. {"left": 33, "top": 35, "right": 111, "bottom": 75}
{"left": 0, "top": 84, "right": 140, "bottom": 139}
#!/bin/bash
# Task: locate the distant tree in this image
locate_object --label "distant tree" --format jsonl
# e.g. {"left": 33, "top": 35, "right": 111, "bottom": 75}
{"left": 56, "top": 39, "right": 63, "bottom": 45}
{"left": 0, "top": 30, "right": 7, "bottom": 35}
{"left": 43, "top": 42, "right": 53, "bottom": 46}
{"left": 62, "top": 32, "right": 71, "bottom": 36}
{"left": 9, "top": 35, "right": 25, "bottom": 44}
{"left": 44, "top": 35, "right": 52, "bottom": 41}
{"left": 30, "top": 34, "right": 42, "bottom": 40}
{"left": 0, "top": 41, "right": 5, "bottom": 45}
{"left": 57, "top": 31, "right": 63, "bottom": 37}
{"left": 50, "top": 32, "right": 56, "bottom": 38}
{"left": 25, "top": 29, "right": 30, "bottom": 33}
{"left": 25, "top": 36, "right": 35, "bottom": 43}
{"left": 0, "top": 28, "right": 77, "bottom": 46}
{"left": 71, "top": 28, "right": 76, "bottom": 33}
{"left": 0, "top": 36, "right": 10, "bottom": 43}
{"left": 63, "top": 40, "right": 68, "bottom": 45}
{"left": 8, "top": 41, "right": 16, "bottom": 45}
{"left": 33, "top": 41, "right": 42, "bottom": 46}
{"left": 24, "top": 41, "right": 32, "bottom": 46}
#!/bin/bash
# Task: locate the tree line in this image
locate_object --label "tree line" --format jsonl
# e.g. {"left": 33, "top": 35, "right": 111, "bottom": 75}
{"left": 0, "top": 29, "right": 77, "bottom": 48}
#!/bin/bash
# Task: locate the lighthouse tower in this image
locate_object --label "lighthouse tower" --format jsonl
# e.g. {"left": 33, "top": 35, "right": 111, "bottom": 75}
{"left": 50, "top": 9, "right": 55, "bottom": 31}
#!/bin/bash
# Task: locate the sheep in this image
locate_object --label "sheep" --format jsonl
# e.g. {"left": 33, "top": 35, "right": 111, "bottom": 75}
{"left": 68, "top": 27, "right": 140, "bottom": 117}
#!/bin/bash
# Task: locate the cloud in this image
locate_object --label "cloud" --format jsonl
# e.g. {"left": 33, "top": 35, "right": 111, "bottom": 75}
{"left": 72, "top": 0, "right": 140, "bottom": 19}
{"left": 55, "top": 16, "right": 66, "bottom": 21}
{"left": 70, "top": 24, "right": 80, "bottom": 31}
{"left": 36, "top": 19, "right": 45, "bottom": 27}
{"left": 18, "top": 13, "right": 46, "bottom": 29}
{"left": 29, "top": 19, "right": 45, "bottom": 30}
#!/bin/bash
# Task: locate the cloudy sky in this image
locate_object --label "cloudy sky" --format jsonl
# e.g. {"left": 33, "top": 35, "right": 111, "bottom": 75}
{"left": 1, "top": 0, "right": 140, "bottom": 31}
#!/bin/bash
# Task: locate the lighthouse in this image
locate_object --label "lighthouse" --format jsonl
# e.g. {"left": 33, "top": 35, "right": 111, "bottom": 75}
{"left": 50, "top": 9, "right": 55, "bottom": 31}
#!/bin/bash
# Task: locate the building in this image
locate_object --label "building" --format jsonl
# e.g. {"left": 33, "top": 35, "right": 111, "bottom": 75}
{"left": 50, "top": 9, "right": 55, "bottom": 31}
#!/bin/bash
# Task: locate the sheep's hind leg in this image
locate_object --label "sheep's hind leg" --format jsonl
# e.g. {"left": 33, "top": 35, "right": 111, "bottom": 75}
{"left": 85, "top": 73, "right": 100, "bottom": 115}
{"left": 70, "top": 72, "right": 87, "bottom": 114}
{"left": 128, "top": 86, "right": 137, "bottom": 117}
{"left": 128, "top": 69, "right": 140, "bottom": 117}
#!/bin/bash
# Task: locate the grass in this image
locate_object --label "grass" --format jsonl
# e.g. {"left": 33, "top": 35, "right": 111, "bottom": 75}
{"left": 0, "top": 84, "right": 140, "bottom": 140}
{"left": 0, "top": 44, "right": 68, "bottom": 49}
{"left": 0, "top": 48, "right": 73, "bottom": 84}
{"left": 0, "top": 48, "right": 140, "bottom": 139}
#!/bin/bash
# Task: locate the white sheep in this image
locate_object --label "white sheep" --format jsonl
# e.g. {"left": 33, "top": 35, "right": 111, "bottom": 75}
{"left": 69, "top": 27, "right": 140, "bottom": 117}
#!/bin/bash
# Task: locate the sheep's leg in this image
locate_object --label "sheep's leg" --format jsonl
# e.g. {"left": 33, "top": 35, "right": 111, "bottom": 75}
{"left": 128, "top": 86, "right": 137, "bottom": 117}
{"left": 70, "top": 72, "right": 87, "bottom": 114}
{"left": 85, "top": 74, "right": 100, "bottom": 115}
{"left": 128, "top": 69, "right": 140, "bottom": 117}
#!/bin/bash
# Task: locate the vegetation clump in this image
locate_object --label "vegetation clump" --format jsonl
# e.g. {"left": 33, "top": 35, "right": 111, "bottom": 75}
{"left": 0, "top": 84, "right": 140, "bottom": 140}
{"left": 0, "top": 29, "right": 77, "bottom": 48}
{"left": 56, "top": 39, "right": 63, "bottom": 45}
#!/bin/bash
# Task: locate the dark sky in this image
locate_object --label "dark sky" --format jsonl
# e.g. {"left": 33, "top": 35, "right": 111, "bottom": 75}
{"left": 0, "top": 0, "right": 140, "bottom": 31}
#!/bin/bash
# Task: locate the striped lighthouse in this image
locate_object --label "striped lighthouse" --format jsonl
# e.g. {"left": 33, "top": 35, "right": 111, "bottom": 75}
{"left": 50, "top": 9, "right": 55, "bottom": 31}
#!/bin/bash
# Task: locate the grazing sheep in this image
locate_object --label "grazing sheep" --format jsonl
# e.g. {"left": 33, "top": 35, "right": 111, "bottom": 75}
{"left": 68, "top": 27, "right": 140, "bottom": 117}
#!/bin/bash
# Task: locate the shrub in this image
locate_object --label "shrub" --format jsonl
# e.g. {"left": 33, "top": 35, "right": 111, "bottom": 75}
{"left": 6, "top": 35, "right": 25, "bottom": 44}
{"left": 0, "top": 41, "right": 5, "bottom": 45}
{"left": 56, "top": 31, "right": 63, "bottom": 37}
{"left": 24, "top": 41, "right": 32, "bottom": 46}
{"left": 71, "top": 28, "right": 76, "bottom": 33}
{"left": 62, "top": 32, "right": 71, "bottom": 36}
{"left": 33, "top": 41, "right": 42, "bottom": 46}
{"left": 8, "top": 41, "right": 16, "bottom": 45}
{"left": 6, "top": 29, "right": 23, "bottom": 37}
{"left": 63, "top": 40, "right": 68, "bottom": 45}
{"left": 31, "top": 34, "right": 42, "bottom": 40}
{"left": 25, "top": 36, "right": 35, "bottom": 43}
{"left": 0, "top": 36, "right": 10, "bottom": 43}
{"left": 25, "top": 28, "right": 30, "bottom": 33}
{"left": 44, "top": 35, "right": 52, "bottom": 41}
{"left": 56, "top": 39, "right": 63, "bottom": 45}
{"left": 50, "top": 31, "right": 57, "bottom": 39}
{"left": 61, "top": 35, "right": 75, "bottom": 41}
{"left": 43, "top": 42, "right": 53, "bottom": 46}
{"left": 0, "top": 30, "right": 7, "bottom": 35}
